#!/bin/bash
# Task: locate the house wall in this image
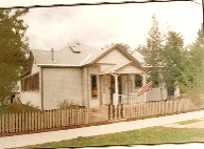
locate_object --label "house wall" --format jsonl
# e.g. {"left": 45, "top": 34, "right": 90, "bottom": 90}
{"left": 85, "top": 66, "right": 101, "bottom": 108}
{"left": 31, "top": 64, "right": 40, "bottom": 74}
{"left": 146, "top": 87, "right": 168, "bottom": 102}
{"left": 82, "top": 67, "right": 88, "bottom": 107}
{"left": 97, "top": 49, "right": 130, "bottom": 64}
{"left": 42, "top": 67, "right": 83, "bottom": 110}
{"left": 20, "top": 65, "right": 41, "bottom": 109}
{"left": 20, "top": 91, "right": 41, "bottom": 108}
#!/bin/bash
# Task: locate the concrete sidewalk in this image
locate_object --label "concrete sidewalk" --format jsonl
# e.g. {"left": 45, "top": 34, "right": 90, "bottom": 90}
{"left": 1, "top": 110, "right": 204, "bottom": 149}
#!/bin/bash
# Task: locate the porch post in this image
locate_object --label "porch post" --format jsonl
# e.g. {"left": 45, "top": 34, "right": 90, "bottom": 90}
{"left": 112, "top": 73, "right": 119, "bottom": 120}
{"left": 113, "top": 74, "right": 119, "bottom": 106}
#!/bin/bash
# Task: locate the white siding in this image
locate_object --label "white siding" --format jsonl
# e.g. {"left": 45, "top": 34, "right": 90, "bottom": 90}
{"left": 82, "top": 67, "right": 88, "bottom": 106}
{"left": 97, "top": 49, "right": 130, "bottom": 64}
{"left": 31, "top": 64, "right": 40, "bottom": 74}
{"left": 43, "top": 67, "right": 83, "bottom": 110}
{"left": 20, "top": 66, "right": 41, "bottom": 109}
{"left": 20, "top": 91, "right": 41, "bottom": 108}
{"left": 146, "top": 87, "right": 168, "bottom": 102}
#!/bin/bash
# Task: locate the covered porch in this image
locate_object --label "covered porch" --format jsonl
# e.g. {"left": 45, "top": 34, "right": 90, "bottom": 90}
{"left": 100, "top": 73, "right": 147, "bottom": 106}
{"left": 89, "top": 62, "right": 149, "bottom": 108}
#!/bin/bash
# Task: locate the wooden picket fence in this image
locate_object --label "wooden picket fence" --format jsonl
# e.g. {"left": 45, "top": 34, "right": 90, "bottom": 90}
{"left": 0, "top": 99, "right": 196, "bottom": 135}
{"left": 89, "top": 105, "right": 109, "bottom": 123}
{"left": 0, "top": 108, "right": 89, "bottom": 134}
{"left": 122, "top": 99, "right": 194, "bottom": 119}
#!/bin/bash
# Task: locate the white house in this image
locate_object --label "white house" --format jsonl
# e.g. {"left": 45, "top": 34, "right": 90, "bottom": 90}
{"left": 20, "top": 43, "right": 167, "bottom": 110}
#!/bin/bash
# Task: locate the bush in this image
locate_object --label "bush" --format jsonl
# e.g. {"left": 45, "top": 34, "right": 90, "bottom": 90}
{"left": 0, "top": 103, "right": 40, "bottom": 114}
{"left": 58, "top": 100, "right": 80, "bottom": 109}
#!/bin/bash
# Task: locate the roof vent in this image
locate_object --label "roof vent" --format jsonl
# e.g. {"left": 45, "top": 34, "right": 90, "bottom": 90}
{"left": 69, "top": 44, "right": 81, "bottom": 53}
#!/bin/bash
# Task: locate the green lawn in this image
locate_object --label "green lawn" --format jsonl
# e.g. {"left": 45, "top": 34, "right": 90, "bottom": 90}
{"left": 176, "top": 119, "right": 202, "bottom": 125}
{"left": 19, "top": 127, "right": 204, "bottom": 148}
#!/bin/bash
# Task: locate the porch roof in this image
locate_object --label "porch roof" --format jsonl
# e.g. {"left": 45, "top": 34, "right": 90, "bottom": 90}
{"left": 100, "top": 61, "right": 142, "bottom": 75}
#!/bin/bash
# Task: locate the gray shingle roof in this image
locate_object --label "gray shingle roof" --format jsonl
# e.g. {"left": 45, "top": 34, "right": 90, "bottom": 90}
{"left": 31, "top": 43, "right": 145, "bottom": 69}
{"left": 131, "top": 50, "right": 144, "bottom": 64}
{"left": 31, "top": 43, "right": 98, "bottom": 66}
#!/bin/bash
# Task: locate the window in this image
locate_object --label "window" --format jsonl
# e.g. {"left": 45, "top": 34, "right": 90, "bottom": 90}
{"left": 135, "top": 74, "right": 142, "bottom": 88}
{"left": 21, "top": 73, "right": 39, "bottom": 91}
{"left": 91, "top": 75, "right": 98, "bottom": 98}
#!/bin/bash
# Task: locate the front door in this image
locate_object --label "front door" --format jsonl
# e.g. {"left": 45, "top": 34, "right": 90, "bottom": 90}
{"left": 110, "top": 75, "right": 122, "bottom": 105}
{"left": 101, "top": 75, "right": 123, "bottom": 105}
{"left": 101, "top": 75, "right": 111, "bottom": 105}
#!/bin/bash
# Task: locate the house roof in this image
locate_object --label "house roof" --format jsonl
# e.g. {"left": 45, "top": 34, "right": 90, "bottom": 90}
{"left": 32, "top": 43, "right": 98, "bottom": 66}
{"left": 88, "top": 44, "right": 147, "bottom": 72}
{"left": 131, "top": 49, "right": 145, "bottom": 64}
{"left": 100, "top": 61, "right": 132, "bottom": 74}
{"left": 31, "top": 43, "right": 147, "bottom": 72}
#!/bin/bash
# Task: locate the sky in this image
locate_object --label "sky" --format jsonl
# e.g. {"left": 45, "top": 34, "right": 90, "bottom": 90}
{"left": 0, "top": 0, "right": 203, "bottom": 50}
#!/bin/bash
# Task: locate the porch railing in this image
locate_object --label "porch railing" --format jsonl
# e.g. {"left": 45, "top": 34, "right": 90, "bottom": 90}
{"left": 119, "top": 93, "right": 146, "bottom": 104}
{"left": 117, "top": 87, "right": 168, "bottom": 104}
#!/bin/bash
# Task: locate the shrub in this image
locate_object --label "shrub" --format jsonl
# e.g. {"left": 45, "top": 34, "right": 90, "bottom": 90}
{"left": 58, "top": 99, "right": 80, "bottom": 109}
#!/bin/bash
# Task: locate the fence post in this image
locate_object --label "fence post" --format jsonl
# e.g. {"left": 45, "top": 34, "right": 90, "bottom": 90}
{"left": 120, "top": 104, "right": 124, "bottom": 119}
{"left": 147, "top": 102, "right": 151, "bottom": 117}
{"left": 117, "top": 105, "right": 121, "bottom": 120}
{"left": 168, "top": 100, "right": 171, "bottom": 114}
{"left": 174, "top": 100, "right": 178, "bottom": 113}
{"left": 85, "top": 107, "right": 89, "bottom": 124}
{"left": 152, "top": 102, "right": 155, "bottom": 116}
{"left": 158, "top": 101, "right": 161, "bottom": 115}
{"left": 109, "top": 105, "right": 113, "bottom": 120}
{"left": 164, "top": 100, "right": 167, "bottom": 114}
{"left": 155, "top": 101, "right": 158, "bottom": 116}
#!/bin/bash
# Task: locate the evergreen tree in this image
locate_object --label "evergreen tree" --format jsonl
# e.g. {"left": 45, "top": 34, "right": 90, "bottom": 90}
{"left": 137, "top": 15, "right": 163, "bottom": 86}
{"left": 162, "top": 31, "right": 184, "bottom": 89}
{"left": 0, "top": 9, "right": 30, "bottom": 105}
{"left": 181, "top": 25, "right": 204, "bottom": 104}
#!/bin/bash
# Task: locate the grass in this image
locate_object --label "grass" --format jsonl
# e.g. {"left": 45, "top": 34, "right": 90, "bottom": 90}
{"left": 176, "top": 119, "right": 202, "bottom": 125}
{"left": 0, "top": 103, "right": 39, "bottom": 114}
{"left": 18, "top": 127, "right": 204, "bottom": 148}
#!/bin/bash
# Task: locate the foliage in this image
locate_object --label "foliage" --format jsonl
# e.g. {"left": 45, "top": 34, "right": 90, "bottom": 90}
{"left": 0, "top": 103, "right": 39, "bottom": 114}
{"left": 136, "top": 15, "right": 204, "bottom": 104}
{"left": 180, "top": 25, "right": 204, "bottom": 105}
{"left": 0, "top": 9, "right": 31, "bottom": 104}
{"left": 161, "top": 31, "right": 185, "bottom": 88}
{"left": 136, "top": 15, "right": 163, "bottom": 87}
{"left": 176, "top": 119, "right": 202, "bottom": 125}
{"left": 58, "top": 99, "right": 80, "bottom": 109}
{"left": 21, "top": 127, "right": 204, "bottom": 148}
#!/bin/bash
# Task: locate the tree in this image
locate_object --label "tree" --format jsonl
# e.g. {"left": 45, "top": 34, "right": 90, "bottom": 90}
{"left": 0, "top": 9, "right": 30, "bottom": 105}
{"left": 162, "top": 31, "right": 184, "bottom": 89}
{"left": 181, "top": 25, "right": 204, "bottom": 104}
{"left": 137, "top": 15, "right": 163, "bottom": 86}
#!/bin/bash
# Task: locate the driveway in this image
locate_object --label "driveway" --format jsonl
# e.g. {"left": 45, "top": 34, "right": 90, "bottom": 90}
{"left": 1, "top": 110, "right": 204, "bottom": 148}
